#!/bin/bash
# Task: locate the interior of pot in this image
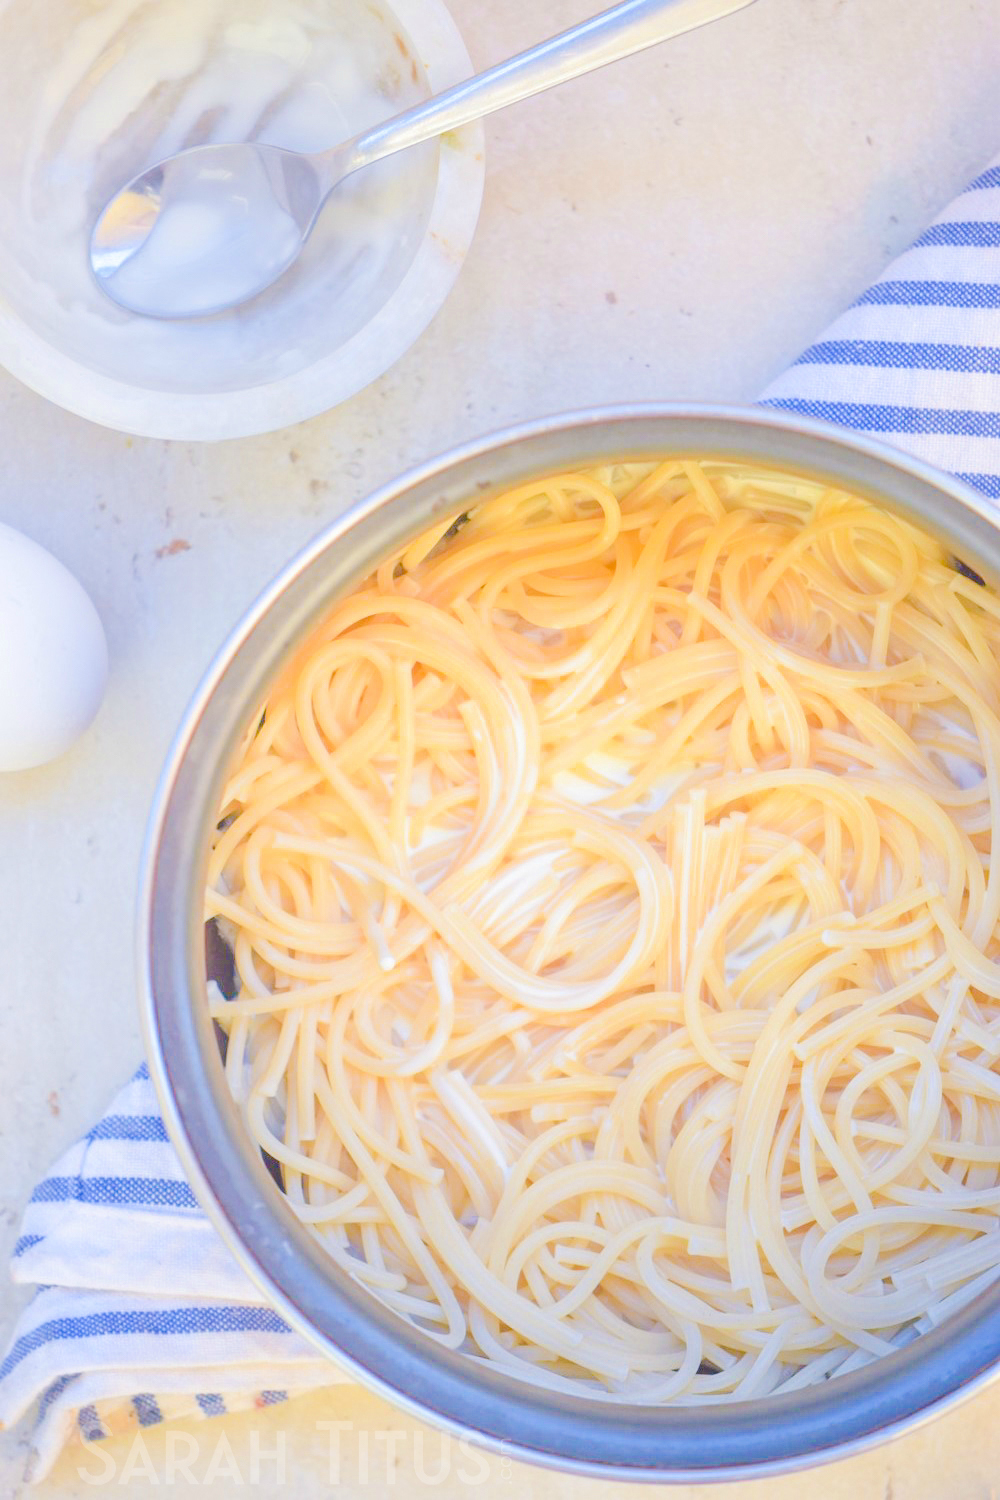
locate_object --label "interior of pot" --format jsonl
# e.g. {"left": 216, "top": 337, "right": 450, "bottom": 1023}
{"left": 141, "top": 406, "right": 1000, "bottom": 1479}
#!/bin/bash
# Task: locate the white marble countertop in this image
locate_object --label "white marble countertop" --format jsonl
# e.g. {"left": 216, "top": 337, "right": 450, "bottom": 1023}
{"left": 3, "top": 0, "right": 1000, "bottom": 1493}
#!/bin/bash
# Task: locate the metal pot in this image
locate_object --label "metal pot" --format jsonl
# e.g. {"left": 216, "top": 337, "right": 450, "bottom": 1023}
{"left": 139, "top": 404, "right": 1000, "bottom": 1482}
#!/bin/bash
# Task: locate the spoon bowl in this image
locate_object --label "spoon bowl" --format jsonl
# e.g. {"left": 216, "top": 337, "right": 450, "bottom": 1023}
{"left": 91, "top": 144, "right": 333, "bottom": 319}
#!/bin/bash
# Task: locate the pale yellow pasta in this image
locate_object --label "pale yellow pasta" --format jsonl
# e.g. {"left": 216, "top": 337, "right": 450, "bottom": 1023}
{"left": 207, "top": 459, "right": 1000, "bottom": 1402}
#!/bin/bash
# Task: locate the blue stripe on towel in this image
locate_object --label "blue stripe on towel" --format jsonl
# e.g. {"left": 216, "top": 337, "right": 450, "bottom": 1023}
{"left": 794, "top": 340, "right": 1000, "bottom": 375}
{"left": 956, "top": 472, "right": 1000, "bottom": 499}
{"left": 88, "top": 1116, "right": 171, "bottom": 1143}
{"left": 968, "top": 165, "right": 1000, "bottom": 191}
{"left": 915, "top": 221, "right": 1000, "bottom": 248}
{"left": 30, "top": 1177, "right": 198, "bottom": 1210}
{"left": 36, "top": 1374, "right": 78, "bottom": 1423}
{"left": 78, "top": 1404, "right": 106, "bottom": 1443}
{"left": 133, "top": 1393, "right": 164, "bottom": 1427}
{"left": 856, "top": 280, "right": 1000, "bottom": 309}
{"left": 0, "top": 1305, "right": 291, "bottom": 1382}
{"left": 762, "top": 397, "right": 1000, "bottom": 439}
{"left": 196, "top": 1393, "right": 227, "bottom": 1417}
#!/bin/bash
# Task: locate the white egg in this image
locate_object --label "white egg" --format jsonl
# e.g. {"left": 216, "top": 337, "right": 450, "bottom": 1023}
{"left": 0, "top": 522, "right": 108, "bottom": 772}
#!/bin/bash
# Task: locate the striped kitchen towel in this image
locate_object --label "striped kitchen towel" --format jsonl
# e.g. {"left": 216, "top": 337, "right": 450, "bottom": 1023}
{"left": 760, "top": 154, "right": 1000, "bottom": 493}
{"left": 4, "top": 147, "right": 1000, "bottom": 1482}
{"left": 0, "top": 1063, "right": 347, "bottom": 1480}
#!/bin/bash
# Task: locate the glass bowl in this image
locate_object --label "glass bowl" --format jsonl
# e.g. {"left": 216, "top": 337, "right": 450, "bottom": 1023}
{"left": 0, "top": 0, "right": 484, "bottom": 439}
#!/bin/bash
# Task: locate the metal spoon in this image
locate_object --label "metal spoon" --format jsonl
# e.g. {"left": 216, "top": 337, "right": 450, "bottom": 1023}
{"left": 90, "top": 0, "right": 756, "bottom": 320}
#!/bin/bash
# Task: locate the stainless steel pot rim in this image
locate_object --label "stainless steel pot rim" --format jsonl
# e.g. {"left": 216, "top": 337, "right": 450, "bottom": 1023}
{"left": 138, "top": 402, "right": 1000, "bottom": 1482}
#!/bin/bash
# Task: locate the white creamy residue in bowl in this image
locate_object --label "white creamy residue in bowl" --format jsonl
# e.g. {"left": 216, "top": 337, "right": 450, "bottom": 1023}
{"left": 0, "top": 0, "right": 482, "bottom": 430}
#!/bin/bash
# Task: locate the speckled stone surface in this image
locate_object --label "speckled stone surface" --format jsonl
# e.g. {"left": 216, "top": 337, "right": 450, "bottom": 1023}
{"left": 3, "top": 0, "right": 1000, "bottom": 1492}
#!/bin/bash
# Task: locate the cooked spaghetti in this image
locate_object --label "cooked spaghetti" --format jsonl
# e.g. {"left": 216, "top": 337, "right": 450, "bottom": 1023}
{"left": 207, "top": 459, "right": 1000, "bottom": 1401}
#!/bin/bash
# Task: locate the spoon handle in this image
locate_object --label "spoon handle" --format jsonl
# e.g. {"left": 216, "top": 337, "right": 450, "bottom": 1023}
{"left": 332, "top": 0, "right": 755, "bottom": 180}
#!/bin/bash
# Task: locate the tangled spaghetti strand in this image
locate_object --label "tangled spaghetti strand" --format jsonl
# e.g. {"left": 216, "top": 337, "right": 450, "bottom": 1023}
{"left": 207, "top": 459, "right": 1000, "bottom": 1402}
